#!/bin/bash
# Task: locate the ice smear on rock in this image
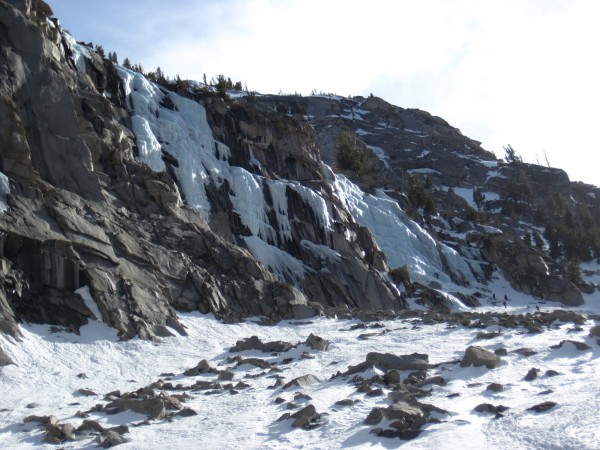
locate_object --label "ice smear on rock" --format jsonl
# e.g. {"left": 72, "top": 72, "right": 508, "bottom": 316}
{"left": 331, "top": 171, "right": 476, "bottom": 287}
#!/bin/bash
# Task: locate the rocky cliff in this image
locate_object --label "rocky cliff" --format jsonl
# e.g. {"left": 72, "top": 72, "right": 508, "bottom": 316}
{"left": 1, "top": 0, "right": 598, "bottom": 341}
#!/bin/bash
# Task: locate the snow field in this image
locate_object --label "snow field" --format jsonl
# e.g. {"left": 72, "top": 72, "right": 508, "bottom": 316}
{"left": 1, "top": 301, "right": 599, "bottom": 449}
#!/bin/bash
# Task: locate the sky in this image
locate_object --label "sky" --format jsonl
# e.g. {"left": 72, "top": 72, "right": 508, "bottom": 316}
{"left": 49, "top": 0, "right": 600, "bottom": 187}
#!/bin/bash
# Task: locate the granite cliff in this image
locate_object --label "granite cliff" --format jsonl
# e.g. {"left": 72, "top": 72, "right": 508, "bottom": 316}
{"left": 1, "top": 0, "right": 599, "bottom": 343}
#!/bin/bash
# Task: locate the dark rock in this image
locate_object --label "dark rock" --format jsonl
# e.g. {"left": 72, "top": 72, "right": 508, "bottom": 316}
{"left": 217, "top": 371, "right": 234, "bottom": 381}
{"left": 347, "top": 352, "right": 429, "bottom": 374}
{"left": 589, "top": 325, "right": 600, "bottom": 337}
{"left": 177, "top": 408, "right": 198, "bottom": 417}
{"left": 334, "top": 399, "right": 357, "bottom": 407}
{"left": 476, "top": 331, "right": 501, "bottom": 339}
{"left": 0, "top": 345, "right": 13, "bottom": 366}
{"left": 24, "top": 415, "right": 58, "bottom": 425}
{"left": 290, "top": 404, "right": 320, "bottom": 429}
{"left": 183, "top": 359, "right": 219, "bottom": 376}
{"left": 300, "top": 352, "right": 315, "bottom": 360}
{"left": 524, "top": 368, "right": 540, "bottom": 381}
{"left": 366, "top": 388, "right": 384, "bottom": 397}
{"left": 486, "top": 383, "right": 504, "bottom": 392}
{"left": 383, "top": 370, "right": 401, "bottom": 384}
{"left": 230, "top": 336, "right": 294, "bottom": 353}
{"left": 76, "top": 419, "right": 105, "bottom": 433}
{"left": 25, "top": 402, "right": 39, "bottom": 409}
{"left": 494, "top": 348, "right": 508, "bottom": 356}
{"left": 364, "top": 408, "right": 385, "bottom": 425}
{"left": 550, "top": 340, "right": 591, "bottom": 351}
{"left": 45, "top": 422, "right": 76, "bottom": 443}
{"left": 103, "top": 395, "right": 183, "bottom": 420}
{"left": 305, "top": 333, "right": 330, "bottom": 351}
{"left": 282, "top": 374, "right": 321, "bottom": 389}
{"left": 460, "top": 346, "right": 501, "bottom": 369}
{"left": 545, "top": 369, "right": 560, "bottom": 377}
{"left": 98, "top": 430, "right": 130, "bottom": 447}
{"left": 473, "top": 403, "right": 509, "bottom": 414}
{"left": 527, "top": 401, "right": 557, "bottom": 413}
{"left": 512, "top": 348, "right": 537, "bottom": 357}
{"left": 77, "top": 388, "right": 97, "bottom": 396}
{"left": 294, "top": 393, "right": 312, "bottom": 402}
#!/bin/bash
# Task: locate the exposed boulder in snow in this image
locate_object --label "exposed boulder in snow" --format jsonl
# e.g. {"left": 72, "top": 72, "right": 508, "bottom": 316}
{"left": 230, "top": 336, "right": 295, "bottom": 353}
{"left": 304, "top": 333, "right": 330, "bottom": 351}
{"left": 460, "top": 346, "right": 501, "bottom": 369}
{"left": 347, "top": 352, "right": 430, "bottom": 374}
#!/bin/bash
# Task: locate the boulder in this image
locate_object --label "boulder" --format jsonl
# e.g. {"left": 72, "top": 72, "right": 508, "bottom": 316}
{"left": 460, "top": 346, "right": 501, "bottom": 369}
{"left": 347, "top": 352, "right": 429, "bottom": 374}
{"left": 183, "top": 359, "right": 219, "bottom": 376}
{"left": 230, "top": 336, "right": 294, "bottom": 353}
{"left": 290, "top": 404, "right": 320, "bottom": 429}
{"left": 524, "top": 368, "right": 540, "bottom": 381}
{"left": 282, "top": 374, "right": 321, "bottom": 389}
{"left": 305, "top": 333, "right": 330, "bottom": 351}
{"left": 589, "top": 325, "right": 600, "bottom": 337}
{"left": 527, "top": 401, "right": 557, "bottom": 413}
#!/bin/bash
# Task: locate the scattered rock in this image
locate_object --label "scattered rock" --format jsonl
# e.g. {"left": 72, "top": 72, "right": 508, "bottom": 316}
{"left": 25, "top": 402, "right": 40, "bottom": 409}
{"left": 383, "top": 370, "right": 401, "bottom": 384}
{"left": 512, "top": 347, "right": 537, "bottom": 357}
{"left": 524, "top": 368, "right": 540, "bottom": 381}
{"left": 230, "top": 336, "right": 294, "bottom": 353}
{"left": 217, "top": 371, "right": 234, "bottom": 381}
{"left": 486, "top": 383, "right": 504, "bottom": 392}
{"left": 0, "top": 346, "right": 14, "bottom": 367}
{"left": 23, "top": 415, "right": 58, "bottom": 425}
{"left": 494, "top": 348, "right": 508, "bottom": 356}
{"left": 45, "top": 422, "right": 76, "bottom": 443}
{"left": 527, "top": 401, "right": 557, "bottom": 413}
{"left": 364, "top": 408, "right": 385, "bottom": 425}
{"left": 473, "top": 403, "right": 509, "bottom": 414}
{"left": 589, "top": 325, "right": 600, "bottom": 337}
{"left": 103, "top": 394, "right": 183, "bottom": 420}
{"left": 282, "top": 374, "right": 321, "bottom": 389}
{"left": 97, "top": 430, "right": 130, "bottom": 447}
{"left": 77, "top": 388, "right": 97, "bottom": 396}
{"left": 550, "top": 340, "right": 591, "bottom": 351}
{"left": 177, "top": 408, "right": 198, "bottom": 417}
{"left": 460, "top": 346, "right": 501, "bottom": 369}
{"left": 305, "top": 333, "right": 330, "bottom": 351}
{"left": 545, "top": 370, "right": 560, "bottom": 377}
{"left": 476, "top": 331, "right": 502, "bottom": 339}
{"left": 334, "top": 399, "right": 358, "bottom": 407}
{"left": 347, "top": 352, "right": 429, "bottom": 374}
{"left": 290, "top": 404, "right": 321, "bottom": 429}
{"left": 76, "top": 419, "right": 105, "bottom": 433}
{"left": 183, "top": 359, "right": 219, "bottom": 376}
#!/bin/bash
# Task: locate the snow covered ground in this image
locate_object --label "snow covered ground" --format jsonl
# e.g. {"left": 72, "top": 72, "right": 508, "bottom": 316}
{"left": 1, "top": 278, "right": 599, "bottom": 449}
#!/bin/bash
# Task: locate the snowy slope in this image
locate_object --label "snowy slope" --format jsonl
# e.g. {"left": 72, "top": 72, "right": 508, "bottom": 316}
{"left": 1, "top": 286, "right": 599, "bottom": 449}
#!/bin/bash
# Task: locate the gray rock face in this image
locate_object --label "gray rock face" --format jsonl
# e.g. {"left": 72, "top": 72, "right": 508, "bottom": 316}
{"left": 474, "top": 233, "right": 583, "bottom": 306}
{"left": 460, "top": 346, "right": 501, "bottom": 369}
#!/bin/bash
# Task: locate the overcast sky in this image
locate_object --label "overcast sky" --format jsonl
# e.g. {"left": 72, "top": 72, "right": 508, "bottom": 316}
{"left": 50, "top": 0, "right": 600, "bottom": 187}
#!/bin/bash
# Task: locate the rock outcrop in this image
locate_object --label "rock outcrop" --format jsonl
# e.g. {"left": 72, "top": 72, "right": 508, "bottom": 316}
{"left": 1, "top": 0, "right": 597, "bottom": 340}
